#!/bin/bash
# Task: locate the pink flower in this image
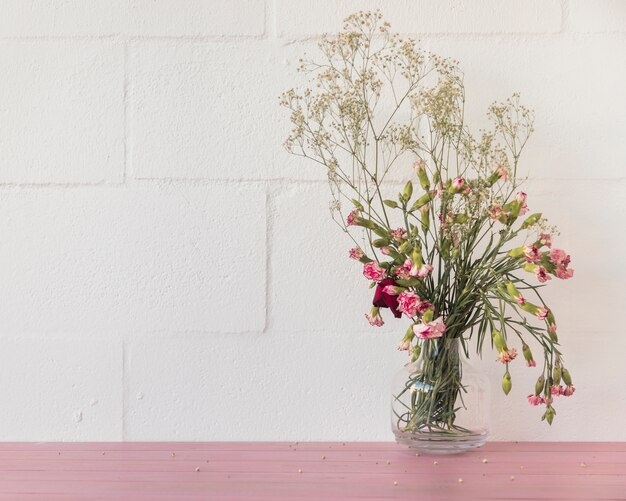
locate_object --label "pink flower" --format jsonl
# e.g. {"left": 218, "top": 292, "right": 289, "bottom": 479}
{"left": 496, "top": 165, "right": 509, "bottom": 181}
{"left": 383, "top": 284, "right": 401, "bottom": 296}
{"left": 549, "top": 249, "right": 570, "bottom": 267}
{"left": 413, "top": 316, "right": 446, "bottom": 339}
{"left": 363, "top": 262, "right": 387, "bottom": 282}
{"left": 556, "top": 267, "right": 574, "bottom": 280}
{"left": 562, "top": 385, "right": 576, "bottom": 397}
{"left": 346, "top": 209, "right": 360, "bottom": 226}
{"left": 514, "top": 294, "right": 526, "bottom": 306}
{"left": 348, "top": 247, "right": 364, "bottom": 260}
{"left": 550, "top": 385, "right": 564, "bottom": 396}
{"left": 526, "top": 360, "right": 537, "bottom": 368}
{"left": 488, "top": 204, "right": 503, "bottom": 221}
{"left": 534, "top": 266, "right": 551, "bottom": 283}
{"left": 365, "top": 309, "right": 384, "bottom": 327}
{"left": 451, "top": 177, "right": 465, "bottom": 191}
{"left": 536, "top": 307, "right": 550, "bottom": 321}
{"left": 523, "top": 244, "right": 541, "bottom": 263}
{"left": 380, "top": 246, "right": 392, "bottom": 256}
{"left": 515, "top": 192, "right": 527, "bottom": 204}
{"left": 407, "top": 259, "right": 433, "bottom": 279}
{"left": 497, "top": 348, "right": 517, "bottom": 364}
{"left": 397, "top": 291, "right": 420, "bottom": 317}
{"left": 527, "top": 394, "right": 545, "bottom": 406}
{"left": 391, "top": 227, "right": 407, "bottom": 242}
{"left": 393, "top": 262, "right": 412, "bottom": 280}
{"left": 539, "top": 233, "right": 552, "bottom": 248}
{"left": 416, "top": 300, "right": 433, "bottom": 314}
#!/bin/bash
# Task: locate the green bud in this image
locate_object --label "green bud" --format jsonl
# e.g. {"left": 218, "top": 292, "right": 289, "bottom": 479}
{"left": 410, "top": 193, "right": 431, "bottom": 212}
{"left": 403, "top": 181, "right": 413, "bottom": 200}
{"left": 523, "top": 262, "right": 537, "bottom": 273}
{"left": 520, "top": 212, "right": 542, "bottom": 229}
{"left": 506, "top": 282, "right": 521, "bottom": 300}
{"left": 352, "top": 199, "right": 364, "bottom": 211}
{"left": 502, "top": 371, "right": 512, "bottom": 395}
{"left": 416, "top": 165, "right": 430, "bottom": 190}
{"left": 522, "top": 343, "right": 534, "bottom": 365}
{"left": 411, "top": 344, "right": 422, "bottom": 362}
{"left": 422, "top": 309, "right": 434, "bottom": 323}
{"left": 372, "top": 238, "right": 390, "bottom": 248}
{"left": 383, "top": 199, "right": 399, "bottom": 209}
{"left": 544, "top": 407, "right": 556, "bottom": 425}
{"left": 411, "top": 249, "right": 423, "bottom": 267}
{"left": 398, "top": 241, "right": 412, "bottom": 254}
{"left": 508, "top": 247, "right": 525, "bottom": 258}
{"left": 535, "top": 375, "right": 545, "bottom": 396}
{"left": 561, "top": 368, "right": 572, "bottom": 386}
{"left": 548, "top": 329, "right": 559, "bottom": 343}
{"left": 552, "top": 366, "right": 562, "bottom": 386}
{"left": 492, "top": 331, "right": 507, "bottom": 352}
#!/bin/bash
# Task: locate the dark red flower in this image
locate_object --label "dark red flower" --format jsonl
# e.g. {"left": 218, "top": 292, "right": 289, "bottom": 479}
{"left": 373, "top": 278, "right": 402, "bottom": 318}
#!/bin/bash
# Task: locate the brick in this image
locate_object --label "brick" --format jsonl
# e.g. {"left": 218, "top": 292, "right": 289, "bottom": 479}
{"left": 0, "top": 338, "right": 122, "bottom": 440}
{"left": 569, "top": 0, "right": 626, "bottom": 33}
{"left": 276, "top": 0, "right": 562, "bottom": 39}
{"left": 0, "top": 41, "right": 124, "bottom": 184}
{"left": 130, "top": 41, "right": 299, "bottom": 180}
{"left": 0, "top": 185, "right": 266, "bottom": 333}
{"left": 125, "top": 333, "right": 404, "bottom": 440}
{"left": 0, "top": 0, "right": 265, "bottom": 37}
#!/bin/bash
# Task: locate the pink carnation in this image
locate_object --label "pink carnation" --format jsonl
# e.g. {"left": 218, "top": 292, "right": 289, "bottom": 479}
{"left": 550, "top": 385, "right": 565, "bottom": 396}
{"left": 416, "top": 300, "right": 433, "bottom": 314}
{"left": 523, "top": 244, "right": 541, "bottom": 263}
{"left": 348, "top": 247, "right": 364, "bottom": 260}
{"left": 365, "top": 308, "right": 384, "bottom": 327}
{"left": 536, "top": 307, "right": 550, "bottom": 321}
{"left": 515, "top": 192, "right": 527, "bottom": 204}
{"left": 549, "top": 248, "right": 570, "bottom": 267}
{"left": 451, "top": 177, "right": 465, "bottom": 191}
{"left": 397, "top": 291, "right": 420, "bottom": 317}
{"left": 413, "top": 316, "right": 446, "bottom": 339}
{"left": 346, "top": 209, "right": 360, "bottom": 226}
{"left": 556, "top": 267, "right": 574, "bottom": 280}
{"left": 363, "top": 262, "right": 387, "bottom": 282}
{"left": 539, "top": 233, "right": 552, "bottom": 248}
{"left": 393, "top": 262, "right": 412, "bottom": 280}
{"left": 562, "top": 385, "right": 576, "bottom": 397}
{"left": 391, "top": 227, "right": 407, "bottom": 242}
{"left": 527, "top": 394, "right": 545, "bottom": 406}
{"left": 526, "top": 359, "right": 537, "bottom": 368}
{"left": 488, "top": 204, "right": 503, "bottom": 221}
{"left": 534, "top": 266, "right": 551, "bottom": 283}
{"left": 497, "top": 348, "right": 517, "bottom": 364}
{"left": 496, "top": 165, "right": 509, "bottom": 181}
{"left": 407, "top": 259, "right": 433, "bottom": 279}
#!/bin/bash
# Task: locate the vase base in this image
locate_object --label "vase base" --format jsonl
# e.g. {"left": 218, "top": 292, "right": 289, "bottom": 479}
{"left": 393, "top": 429, "right": 488, "bottom": 455}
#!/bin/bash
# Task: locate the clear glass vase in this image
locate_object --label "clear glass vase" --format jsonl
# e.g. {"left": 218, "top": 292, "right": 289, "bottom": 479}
{"left": 391, "top": 337, "right": 490, "bottom": 455}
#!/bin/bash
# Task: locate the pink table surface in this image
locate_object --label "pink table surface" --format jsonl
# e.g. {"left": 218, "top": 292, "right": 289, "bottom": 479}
{"left": 0, "top": 441, "right": 624, "bottom": 500}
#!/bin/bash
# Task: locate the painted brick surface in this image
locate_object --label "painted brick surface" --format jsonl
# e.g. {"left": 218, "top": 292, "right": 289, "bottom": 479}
{"left": 0, "top": 0, "right": 623, "bottom": 442}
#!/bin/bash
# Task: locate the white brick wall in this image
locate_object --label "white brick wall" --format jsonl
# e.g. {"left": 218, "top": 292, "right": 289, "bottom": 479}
{"left": 0, "top": 0, "right": 624, "bottom": 441}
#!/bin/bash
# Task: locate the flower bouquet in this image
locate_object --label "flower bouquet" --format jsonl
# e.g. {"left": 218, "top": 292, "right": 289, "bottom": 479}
{"left": 281, "top": 12, "right": 574, "bottom": 452}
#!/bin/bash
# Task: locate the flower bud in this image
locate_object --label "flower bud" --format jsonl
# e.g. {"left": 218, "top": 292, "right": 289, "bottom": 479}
{"left": 398, "top": 241, "right": 412, "bottom": 254}
{"left": 502, "top": 371, "right": 512, "bottom": 395}
{"left": 383, "top": 199, "right": 399, "bottom": 209}
{"left": 422, "top": 309, "right": 434, "bottom": 323}
{"left": 522, "top": 343, "right": 535, "bottom": 365}
{"left": 411, "top": 249, "right": 423, "bottom": 267}
{"left": 410, "top": 193, "right": 431, "bottom": 212}
{"left": 520, "top": 212, "right": 542, "bottom": 229}
{"left": 492, "top": 331, "right": 507, "bottom": 352}
{"left": 403, "top": 180, "right": 413, "bottom": 200}
{"left": 535, "top": 375, "right": 545, "bottom": 396}
{"left": 372, "top": 238, "right": 390, "bottom": 248}
{"left": 543, "top": 406, "right": 556, "bottom": 425}
{"left": 552, "top": 366, "right": 562, "bottom": 386}
{"left": 508, "top": 247, "right": 525, "bottom": 258}
{"left": 411, "top": 344, "right": 422, "bottom": 362}
{"left": 414, "top": 160, "right": 429, "bottom": 187}
{"left": 561, "top": 368, "right": 572, "bottom": 386}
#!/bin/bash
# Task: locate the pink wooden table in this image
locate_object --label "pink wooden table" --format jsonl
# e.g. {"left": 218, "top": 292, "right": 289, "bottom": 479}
{"left": 0, "top": 442, "right": 624, "bottom": 500}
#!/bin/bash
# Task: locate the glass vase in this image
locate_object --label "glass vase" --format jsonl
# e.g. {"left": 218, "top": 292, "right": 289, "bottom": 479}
{"left": 391, "top": 337, "right": 489, "bottom": 455}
